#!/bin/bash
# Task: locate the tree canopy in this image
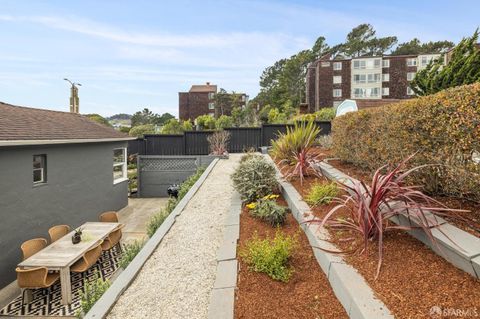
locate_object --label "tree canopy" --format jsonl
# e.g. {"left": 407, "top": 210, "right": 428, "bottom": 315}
{"left": 391, "top": 38, "right": 454, "bottom": 55}
{"left": 85, "top": 114, "right": 112, "bottom": 127}
{"left": 131, "top": 108, "right": 175, "bottom": 127}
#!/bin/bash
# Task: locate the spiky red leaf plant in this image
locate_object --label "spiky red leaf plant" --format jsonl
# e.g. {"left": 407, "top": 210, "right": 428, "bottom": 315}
{"left": 314, "top": 155, "right": 466, "bottom": 280}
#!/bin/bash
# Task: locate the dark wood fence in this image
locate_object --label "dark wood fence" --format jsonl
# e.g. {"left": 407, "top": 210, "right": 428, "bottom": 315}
{"left": 128, "top": 121, "right": 331, "bottom": 156}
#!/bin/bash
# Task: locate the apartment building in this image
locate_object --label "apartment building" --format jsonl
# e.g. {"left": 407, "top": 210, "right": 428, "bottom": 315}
{"left": 306, "top": 53, "right": 441, "bottom": 111}
{"left": 179, "top": 82, "right": 248, "bottom": 121}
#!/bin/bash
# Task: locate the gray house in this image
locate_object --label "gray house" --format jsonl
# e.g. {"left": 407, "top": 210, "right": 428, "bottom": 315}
{"left": 0, "top": 102, "right": 133, "bottom": 289}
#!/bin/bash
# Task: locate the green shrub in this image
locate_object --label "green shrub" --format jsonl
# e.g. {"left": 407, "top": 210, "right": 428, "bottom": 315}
{"left": 196, "top": 114, "right": 216, "bottom": 130}
{"left": 119, "top": 240, "right": 145, "bottom": 269}
{"left": 332, "top": 83, "right": 480, "bottom": 201}
{"left": 240, "top": 231, "right": 297, "bottom": 282}
{"left": 76, "top": 273, "right": 111, "bottom": 318}
{"left": 128, "top": 124, "right": 155, "bottom": 137}
{"left": 216, "top": 115, "right": 234, "bottom": 129}
{"left": 305, "top": 182, "right": 338, "bottom": 206}
{"left": 315, "top": 107, "right": 336, "bottom": 121}
{"left": 177, "top": 167, "right": 206, "bottom": 200}
{"left": 249, "top": 197, "right": 288, "bottom": 227}
{"left": 231, "top": 156, "right": 278, "bottom": 201}
{"left": 146, "top": 209, "right": 169, "bottom": 238}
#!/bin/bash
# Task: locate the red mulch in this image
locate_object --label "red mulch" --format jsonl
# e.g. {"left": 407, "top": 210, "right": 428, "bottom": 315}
{"left": 288, "top": 175, "right": 480, "bottom": 319}
{"left": 234, "top": 196, "right": 348, "bottom": 319}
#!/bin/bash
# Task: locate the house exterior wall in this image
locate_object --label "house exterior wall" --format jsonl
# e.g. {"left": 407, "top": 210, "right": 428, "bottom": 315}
{"left": 179, "top": 91, "right": 248, "bottom": 121}
{"left": 382, "top": 55, "right": 417, "bottom": 99}
{"left": 0, "top": 141, "right": 128, "bottom": 288}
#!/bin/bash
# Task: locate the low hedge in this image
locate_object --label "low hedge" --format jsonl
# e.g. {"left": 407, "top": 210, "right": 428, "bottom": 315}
{"left": 332, "top": 83, "right": 480, "bottom": 201}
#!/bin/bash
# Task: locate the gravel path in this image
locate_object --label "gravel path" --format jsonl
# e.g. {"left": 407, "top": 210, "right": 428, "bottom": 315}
{"left": 108, "top": 155, "right": 241, "bottom": 319}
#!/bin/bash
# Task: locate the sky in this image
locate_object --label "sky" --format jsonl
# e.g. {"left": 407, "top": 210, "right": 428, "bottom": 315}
{"left": 0, "top": 0, "right": 479, "bottom": 117}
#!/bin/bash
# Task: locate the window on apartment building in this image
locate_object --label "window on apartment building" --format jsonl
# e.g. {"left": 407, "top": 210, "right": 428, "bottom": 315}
{"left": 333, "top": 89, "right": 342, "bottom": 97}
{"left": 321, "top": 62, "right": 330, "bottom": 67}
{"left": 353, "top": 74, "right": 366, "bottom": 83}
{"left": 241, "top": 95, "right": 246, "bottom": 102}
{"left": 353, "top": 88, "right": 366, "bottom": 98}
{"left": 367, "top": 74, "right": 381, "bottom": 83}
{"left": 333, "top": 76, "right": 342, "bottom": 84}
{"left": 382, "top": 73, "right": 390, "bottom": 82}
{"left": 208, "top": 102, "right": 215, "bottom": 110}
{"left": 382, "top": 59, "right": 390, "bottom": 68}
{"left": 374, "top": 59, "right": 381, "bottom": 68}
{"left": 370, "top": 87, "right": 380, "bottom": 97}
{"left": 333, "top": 62, "right": 342, "bottom": 70}
{"left": 353, "top": 60, "right": 366, "bottom": 69}
{"left": 382, "top": 87, "right": 390, "bottom": 96}
{"left": 113, "top": 148, "right": 127, "bottom": 184}
{"left": 407, "top": 72, "right": 416, "bottom": 81}
{"left": 33, "top": 155, "right": 47, "bottom": 184}
{"left": 421, "top": 56, "right": 429, "bottom": 66}
{"left": 208, "top": 92, "right": 215, "bottom": 99}
{"left": 407, "top": 87, "right": 415, "bottom": 96}
{"left": 406, "top": 58, "right": 417, "bottom": 66}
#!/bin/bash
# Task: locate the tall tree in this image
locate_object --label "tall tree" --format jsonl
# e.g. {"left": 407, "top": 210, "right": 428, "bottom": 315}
{"left": 410, "top": 29, "right": 480, "bottom": 96}
{"left": 131, "top": 108, "right": 155, "bottom": 127}
{"left": 337, "top": 24, "right": 397, "bottom": 57}
{"left": 391, "top": 38, "right": 454, "bottom": 55}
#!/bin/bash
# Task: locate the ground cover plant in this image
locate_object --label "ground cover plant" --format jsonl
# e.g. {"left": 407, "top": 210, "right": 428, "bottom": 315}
{"left": 316, "top": 155, "right": 462, "bottom": 279}
{"left": 247, "top": 194, "right": 288, "bottom": 226}
{"left": 240, "top": 230, "right": 297, "bottom": 282}
{"left": 271, "top": 120, "right": 322, "bottom": 185}
{"left": 76, "top": 273, "right": 111, "bottom": 318}
{"left": 119, "top": 239, "right": 145, "bottom": 269}
{"left": 305, "top": 182, "right": 338, "bottom": 206}
{"left": 231, "top": 155, "right": 278, "bottom": 201}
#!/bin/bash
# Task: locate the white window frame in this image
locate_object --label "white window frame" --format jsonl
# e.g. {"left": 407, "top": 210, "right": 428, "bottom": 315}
{"left": 33, "top": 154, "right": 47, "bottom": 185}
{"left": 208, "top": 92, "right": 215, "bottom": 99}
{"left": 353, "top": 60, "right": 366, "bottom": 69}
{"left": 382, "top": 87, "right": 389, "bottom": 96}
{"left": 407, "top": 72, "right": 416, "bottom": 81}
{"left": 333, "top": 62, "right": 342, "bottom": 70}
{"left": 353, "top": 88, "right": 366, "bottom": 98}
{"left": 368, "top": 73, "right": 381, "bottom": 83}
{"left": 370, "top": 87, "right": 380, "bottom": 97}
{"left": 354, "top": 74, "right": 366, "bottom": 84}
{"left": 333, "top": 89, "right": 342, "bottom": 97}
{"left": 374, "top": 59, "right": 381, "bottom": 68}
{"left": 382, "top": 73, "right": 390, "bottom": 82}
{"left": 321, "top": 62, "right": 330, "bottom": 67}
{"left": 421, "top": 56, "right": 428, "bottom": 66}
{"left": 407, "top": 58, "right": 417, "bottom": 66}
{"left": 407, "top": 87, "right": 415, "bottom": 96}
{"left": 333, "top": 76, "right": 342, "bottom": 84}
{"left": 382, "top": 59, "right": 390, "bottom": 68}
{"left": 113, "top": 148, "right": 127, "bottom": 184}
{"left": 208, "top": 102, "right": 215, "bottom": 110}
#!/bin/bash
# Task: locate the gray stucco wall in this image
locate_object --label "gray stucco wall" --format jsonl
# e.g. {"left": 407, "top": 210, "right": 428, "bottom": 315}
{"left": 0, "top": 141, "right": 128, "bottom": 289}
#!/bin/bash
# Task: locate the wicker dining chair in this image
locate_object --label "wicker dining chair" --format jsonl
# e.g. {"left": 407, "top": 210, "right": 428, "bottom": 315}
{"left": 101, "top": 224, "right": 125, "bottom": 252}
{"left": 16, "top": 266, "right": 59, "bottom": 307}
{"left": 70, "top": 241, "right": 103, "bottom": 273}
{"left": 20, "top": 238, "right": 48, "bottom": 261}
{"left": 99, "top": 211, "right": 119, "bottom": 223}
{"left": 48, "top": 225, "right": 71, "bottom": 243}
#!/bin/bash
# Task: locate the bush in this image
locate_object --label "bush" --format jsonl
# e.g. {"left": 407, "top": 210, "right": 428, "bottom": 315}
{"left": 240, "top": 231, "right": 297, "bottom": 282}
{"left": 216, "top": 115, "right": 234, "bottom": 129}
{"left": 332, "top": 83, "right": 480, "bottom": 201}
{"left": 146, "top": 209, "right": 169, "bottom": 238}
{"left": 317, "top": 135, "right": 333, "bottom": 149}
{"left": 160, "top": 118, "right": 189, "bottom": 134}
{"left": 240, "top": 152, "right": 262, "bottom": 163}
{"left": 177, "top": 167, "right": 206, "bottom": 200}
{"left": 315, "top": 108, "right": 336, "bottom": 121}
{"left": 207, "top": 131, "right": 230, "bottom": 155}
{"left": 231, "top": 156, "right": 278, "bottom": 201}
{"left": 196, "top": 114, "right": 216, "bottom": 130}
{"left": 305, "top": 182, "right": 338, "bottom": 206}
{"left": 119, "top": 240, "right": 145, "bottom": 269}
{"left": 76, "top": 273, "right": 111, "bottom": 318}
{"left": 248, "top": 195, "right": 287, "bottom": 226}
{"left": 128, "top": 124, "right": 155, "bottom": 137}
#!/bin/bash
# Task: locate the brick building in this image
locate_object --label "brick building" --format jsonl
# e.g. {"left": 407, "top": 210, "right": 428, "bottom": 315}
{"left": 178, "top": 83, "right": 248, "bottom": 121}
{"left": 305, "top": 53, "right": 442, "bottom": 112}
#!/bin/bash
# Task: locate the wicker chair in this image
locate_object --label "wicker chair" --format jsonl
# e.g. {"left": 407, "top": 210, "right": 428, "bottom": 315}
{"left": 21, "top": 238, "right": 48, "bottom": 261}
{"left": 48, "top": 225, "right": 71, "bottom": 243}
{"left": 101, "top": 224, "right": 125, "bottom": 252}
{"left": 70, "top": 241, "right": 103, "bottom": 273}
{"left": 16, "top": 267, "right": 59, "bottom": 307}
{"left": 99, "top": 211, "right": 119, "bottom": 223}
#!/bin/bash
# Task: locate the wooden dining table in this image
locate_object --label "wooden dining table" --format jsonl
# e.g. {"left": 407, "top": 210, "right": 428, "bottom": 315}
{"left": 18, "top": 222, "right": 120, "bottom": 305}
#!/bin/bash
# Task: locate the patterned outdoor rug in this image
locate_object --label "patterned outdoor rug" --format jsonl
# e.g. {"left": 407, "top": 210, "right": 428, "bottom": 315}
{"left": 0, "top": 246, "right": 121, "bottom": 317}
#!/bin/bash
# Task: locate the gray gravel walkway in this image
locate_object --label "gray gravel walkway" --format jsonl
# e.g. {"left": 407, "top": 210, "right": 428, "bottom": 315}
{"left": 108, "top": 154, "right": 241, "bottom": 319}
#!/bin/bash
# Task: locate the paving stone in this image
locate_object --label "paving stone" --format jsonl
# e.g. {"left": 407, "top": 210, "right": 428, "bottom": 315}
{"left": 472, "top": 255, "right": 480, "bottom": 279}
{"left": 207, "top": 287, "right": 235, "bottom": 319}
{"left": 217, "top": 225, "right": 239, "bottom": 261}
{"left": 213, "top": 260, "right": 238, "bottom": 289}
{"left": 224, "top": 212, "right": 240, "bottom": 226}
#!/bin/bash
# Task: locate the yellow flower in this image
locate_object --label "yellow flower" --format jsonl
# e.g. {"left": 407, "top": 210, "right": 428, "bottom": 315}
{"left": 246, "top": 202, "right": 257, "bottom": 209}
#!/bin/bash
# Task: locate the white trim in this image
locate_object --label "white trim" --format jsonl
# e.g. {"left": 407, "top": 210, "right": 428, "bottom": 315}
{"left": 113, "top": 147, "right": 127, "bottom": 184}
{"left": 0, "top": 137, "right": 135, "bottom": 147}
{"left": 113, "top": 177, "right": 128, "bottom": 185}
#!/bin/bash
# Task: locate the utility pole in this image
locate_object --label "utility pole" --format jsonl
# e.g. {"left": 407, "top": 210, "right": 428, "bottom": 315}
{"left": 64, "top": 78, "right": 82, "bottom": 113}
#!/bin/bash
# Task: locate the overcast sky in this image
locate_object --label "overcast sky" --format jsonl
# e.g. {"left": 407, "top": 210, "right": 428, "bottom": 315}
{"left": 1, "top": 0, "right": 478, "bottom": 117}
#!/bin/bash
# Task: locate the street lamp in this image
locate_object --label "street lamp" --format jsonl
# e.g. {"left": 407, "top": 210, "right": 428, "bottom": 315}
{"left": 64, "top": 78, "right": 82, "bottom": 113}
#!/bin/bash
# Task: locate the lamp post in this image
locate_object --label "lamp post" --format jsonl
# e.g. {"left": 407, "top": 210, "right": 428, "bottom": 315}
{"left": 64, "top": 78, "right": 82, "bottom": 113}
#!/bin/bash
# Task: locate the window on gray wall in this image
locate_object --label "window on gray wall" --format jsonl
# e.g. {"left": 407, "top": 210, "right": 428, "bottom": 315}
{"left": 33, "top": 154, "right": 47, "bottom": 184}
{"left": 113, "top": 148, "right": 127, "bottom": 184}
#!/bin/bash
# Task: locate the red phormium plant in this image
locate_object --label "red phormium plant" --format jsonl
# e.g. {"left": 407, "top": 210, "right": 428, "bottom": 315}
{"left": 314, "top": 155, "right": 466, "bottom": 279}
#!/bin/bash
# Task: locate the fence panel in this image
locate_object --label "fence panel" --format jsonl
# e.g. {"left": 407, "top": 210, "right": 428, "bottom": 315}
{"left": 127, "top": 139, "right": 145, "bottom": 156}
{"left": 225, "top": 127, "right": 262, "bottom": 152}
{"left": 185, "top": 131, "right": 214, "bottom": 155}
{"left": 144, "top": 134, "right": 184, "bottom": 155}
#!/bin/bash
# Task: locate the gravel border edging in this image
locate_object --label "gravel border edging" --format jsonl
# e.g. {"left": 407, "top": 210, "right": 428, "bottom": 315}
{"left": 265, "top": 155, "right": 394, "bottom": 319}
{"left": 315, "top": 161, "right": 480, "bottom": 279}
{"left": 207, "top": 191, "right": 241, "bottom": 319}
{"left": 84, "top": 158, "right": 220, "bottom": 319}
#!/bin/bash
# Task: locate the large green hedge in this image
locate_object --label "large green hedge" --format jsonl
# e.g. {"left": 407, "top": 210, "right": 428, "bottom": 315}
{"left": 332, "top": 83, "right": 480, "bottom": 200}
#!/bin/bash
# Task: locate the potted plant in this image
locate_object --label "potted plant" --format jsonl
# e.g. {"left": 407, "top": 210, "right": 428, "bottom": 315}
{"left": 72, "top": 227, "right": 83, "bottom": 244}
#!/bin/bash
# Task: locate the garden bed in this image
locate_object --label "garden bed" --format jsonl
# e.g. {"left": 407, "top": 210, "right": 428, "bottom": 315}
{"left": 234, "top": 195, "right": 348, "bottom": 319}
{"left": 285, "top": 171, "right": 480, "bottom": 319}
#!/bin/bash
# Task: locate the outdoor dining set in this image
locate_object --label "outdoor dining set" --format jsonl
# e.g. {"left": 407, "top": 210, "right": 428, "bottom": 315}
{"left": 16, "top": 211, "right": 124, "bottom": 306}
